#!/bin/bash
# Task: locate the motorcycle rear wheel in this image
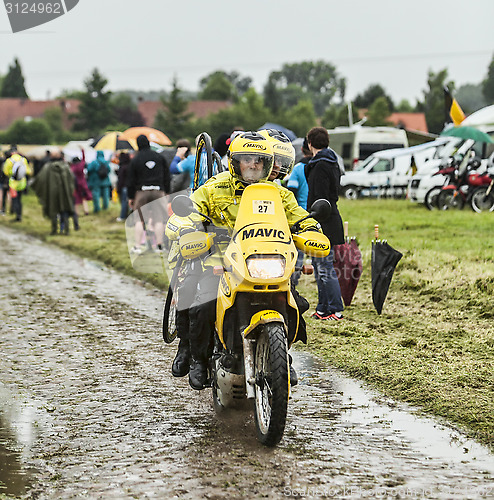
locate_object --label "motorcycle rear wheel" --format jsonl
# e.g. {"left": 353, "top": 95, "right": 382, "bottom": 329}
{"left": 437, "top": 188, "right": 465, "bottom": 210}
{"left": 162, "top": 285, "right": 178, "bottom": 344}
{"left": 254, "top": 323, "right": 289, "bottom": 447}
{"left": 471, "top": 187, "right": 494, "bottom": 213}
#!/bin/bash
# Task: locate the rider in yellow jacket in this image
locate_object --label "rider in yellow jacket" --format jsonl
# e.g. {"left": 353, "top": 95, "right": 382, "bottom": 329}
{"left": 3, "top": 148, "right": 31, "bottom": 222}
{"left": 165, "top": 131, "right": 321, "bottom": 390}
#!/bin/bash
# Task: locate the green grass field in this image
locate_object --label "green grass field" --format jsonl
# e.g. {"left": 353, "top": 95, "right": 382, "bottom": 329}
{"left": 2, "top": 193, "right": 494, "bottom": 447}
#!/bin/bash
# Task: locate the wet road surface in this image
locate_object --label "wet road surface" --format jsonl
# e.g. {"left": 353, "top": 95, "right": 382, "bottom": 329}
{"left": 0, "top": 227, "right": 493, "bottom": 499}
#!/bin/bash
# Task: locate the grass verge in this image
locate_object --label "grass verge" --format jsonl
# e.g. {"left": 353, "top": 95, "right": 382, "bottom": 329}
{"left": 3, "top": 193, "right": 494, "bottom": 447}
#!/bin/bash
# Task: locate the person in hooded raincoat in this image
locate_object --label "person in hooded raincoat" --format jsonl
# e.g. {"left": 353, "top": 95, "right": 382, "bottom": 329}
{"left": 70, "top": 149, "right": 92, "bottom": 216}
{"left": 86, "top": 150, "right": 111, "bottom": 213}
{"left": 31, "top": 151, "right": 75, "bottom": 235}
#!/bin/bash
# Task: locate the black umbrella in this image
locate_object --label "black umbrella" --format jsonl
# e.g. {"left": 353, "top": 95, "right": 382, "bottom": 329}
{"left": 371, "top": 225, "right": 402, "bottom": 315}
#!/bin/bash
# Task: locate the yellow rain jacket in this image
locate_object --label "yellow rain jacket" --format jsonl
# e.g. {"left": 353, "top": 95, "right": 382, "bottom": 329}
{"left": 3, "top": 153, "right": 31, "bottom": 192}
{"left": 166, "top": 171, "right": 320, "bottom": 267}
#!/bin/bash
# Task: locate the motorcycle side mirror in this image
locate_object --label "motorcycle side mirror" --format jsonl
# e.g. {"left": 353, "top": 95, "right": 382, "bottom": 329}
{"left": 291, "top": 199, "right": 333, "bottom": 232}
{"left": 309, "top": 199, "right": 333, "bottom": 223}
{"left": 171, "top": 194, "right": 214, "bottom": 224}
{"left": 171, "top": 195, "right": 195, "bottom": 217}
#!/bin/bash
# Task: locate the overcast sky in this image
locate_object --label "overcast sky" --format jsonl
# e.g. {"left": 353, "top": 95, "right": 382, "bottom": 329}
{"left": 1, "top": 0, "right": 493, "bottom": 105}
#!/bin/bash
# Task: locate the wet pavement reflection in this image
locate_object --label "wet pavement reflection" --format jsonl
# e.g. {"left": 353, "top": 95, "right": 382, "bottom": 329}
{"left": 0, "top": 388, "right": 37, "bottom": 496}
{"left": 292, "top": 351, "right": 494, "bottom": 470}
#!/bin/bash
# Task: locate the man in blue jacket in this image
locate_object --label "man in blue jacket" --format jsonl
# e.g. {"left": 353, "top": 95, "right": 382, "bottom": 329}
{"left": 287, "top": 138, "right": 311, "bottom": 286}
{"left": 305, "top": 127, "right": 344, "bottom": 320}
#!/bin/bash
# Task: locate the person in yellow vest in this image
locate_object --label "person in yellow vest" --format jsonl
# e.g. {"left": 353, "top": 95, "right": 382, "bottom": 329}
{"left": 2, "top": 146, "right": 32, "bottom": 222}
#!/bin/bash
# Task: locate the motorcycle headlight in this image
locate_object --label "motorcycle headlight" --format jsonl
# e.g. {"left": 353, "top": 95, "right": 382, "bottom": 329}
{"left": 246, "top": 255, "right": 285, "bottom": 279}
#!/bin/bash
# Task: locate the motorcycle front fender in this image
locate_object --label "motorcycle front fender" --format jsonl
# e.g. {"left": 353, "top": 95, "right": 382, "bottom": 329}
{"left": 242, "top": 310, "right": 286, "bottom": 339}
{"left": 242, "top": 310, "right": 287, "bottom": 399}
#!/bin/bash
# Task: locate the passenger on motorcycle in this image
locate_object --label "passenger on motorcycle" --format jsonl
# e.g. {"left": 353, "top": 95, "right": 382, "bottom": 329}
{"left": 258, "top": 129, "right": 296, "bottom": 182}
{"left": 165, "top": 131, "right": 321, "bottom": 390}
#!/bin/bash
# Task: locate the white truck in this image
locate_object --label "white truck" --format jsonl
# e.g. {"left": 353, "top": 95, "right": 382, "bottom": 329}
{"left": 339, "top": 139, "right": 453, "bottom": 200}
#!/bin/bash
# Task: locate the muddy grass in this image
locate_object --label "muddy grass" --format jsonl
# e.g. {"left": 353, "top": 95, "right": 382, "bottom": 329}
{"left": 2, "top": 193, "right": 494, "bottom": 449}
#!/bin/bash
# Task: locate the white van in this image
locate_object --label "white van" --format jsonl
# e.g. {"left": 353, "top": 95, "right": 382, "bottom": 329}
{"left": 339, "top": 139, "right": 452, "bottom": 199}
{"left": 328, "top": 126, "right": 409, "bottom": 170}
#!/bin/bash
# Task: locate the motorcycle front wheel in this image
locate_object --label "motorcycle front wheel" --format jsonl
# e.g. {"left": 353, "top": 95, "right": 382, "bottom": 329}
{"left": 437, "top": 188, "right": 465, "bottom": 210}
{"left": 254, "top": 323, "right": 289, "bottom": 447}
{"left": 471, "top": 187, "right": 494, "bottom": 213}
{"left": 424, "top": 186, "right": 442, "bottom": 210}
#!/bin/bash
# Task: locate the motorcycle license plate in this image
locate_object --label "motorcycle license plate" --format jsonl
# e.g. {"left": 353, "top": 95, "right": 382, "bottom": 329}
{"left": 253, "top": 200, "right": 275, "bottom": 214}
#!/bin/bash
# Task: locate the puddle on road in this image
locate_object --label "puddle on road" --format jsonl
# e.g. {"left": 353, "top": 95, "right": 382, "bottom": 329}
{"left": 0, "top": 387, "right": 38, "bottom": 496}
{"left": 293, "top": 351, "right": 494, "bottom": 472}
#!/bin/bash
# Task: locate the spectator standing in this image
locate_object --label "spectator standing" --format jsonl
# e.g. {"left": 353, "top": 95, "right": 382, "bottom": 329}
{"left": 0, "top": 152, "right": 8, "bottom": 215}
{"left": 116, "top": 151, "right": 131, "bottom": 221}
{"left": 305, "top": 127, "right": 345, "bottom": 320}
{"left": 169, "top": 139, "right": 192, "bottom": 193}
{"left": 70, "top": 149, "right": 92, "bottom": 217}
{"left": 31, "top": 151, "right": 75, "bottom": 235}
{"left": 2, "top": 146, "right": 31, "bottom": 222}
{"left": 35, "top": 150, "right": 52, "bottom": 176}
{"left": 170, "top": 138, "right": 196, "bottom": 190}
{"left": 127, "top": 135, "right": 170, "bottom": 252}
{"left": 287, "top": 137, "right": 311, "bottom": 210}
{"left": 87, "top": 151, "right": 111, "bottom": 213}
{"left": 287, "top": 137, "right": 312, "bottom": 286}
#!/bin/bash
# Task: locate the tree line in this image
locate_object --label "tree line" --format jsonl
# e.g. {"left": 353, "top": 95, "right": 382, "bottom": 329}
{"left": 1, "top": 55, "right": 493, "bottom": 145}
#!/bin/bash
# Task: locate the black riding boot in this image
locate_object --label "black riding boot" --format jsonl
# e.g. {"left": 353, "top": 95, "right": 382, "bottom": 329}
{"left": 172, "top": 310, "right": 190, "bottom": 377}
{"left": 188, "top": 301, "right": 215, "bottom": 390}
{"left": 189, "top": 357, "right": 208, "bottom": 390}
{"left": 172, "top": 338, "right": 190, "bottom": 377}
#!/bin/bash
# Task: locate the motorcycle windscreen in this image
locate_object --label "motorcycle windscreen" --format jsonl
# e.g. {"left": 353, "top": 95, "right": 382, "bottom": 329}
{"left": 229, "top": 183, "right": 297, "bottom": 282}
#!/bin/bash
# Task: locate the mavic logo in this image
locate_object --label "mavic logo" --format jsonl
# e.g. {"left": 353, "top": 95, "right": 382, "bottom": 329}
{"left": 306, "top": 241, "right": 329, "bottom": 250}
{"left": 243, "top": 143, "right": 266, "bottom": 150}
{"left": 273, "top": 144, "right": 292, "bottom": 154}
{"left": 184, "top": 242, "right": 206, "bottom": 251}
{"left": 4, "top": 0, "right": 79, "bottom": 33}
{"left": 242, "top": 228, "right": 285, "bottom": 240}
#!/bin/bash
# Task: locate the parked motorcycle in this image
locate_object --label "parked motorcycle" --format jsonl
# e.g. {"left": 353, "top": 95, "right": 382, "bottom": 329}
{"left": 424, "top": 163, "right": 456, "bottom": 210}
{"left": 470, "top": 172, "right": 494, "bottom": 213}
{"left": 171, "top": 183, "right": 331, "bottom": 446}
{"left": 435, "top": 156, "right": 487, "bottom": 210}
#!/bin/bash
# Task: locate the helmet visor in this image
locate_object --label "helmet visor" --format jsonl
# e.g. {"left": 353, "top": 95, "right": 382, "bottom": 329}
{"left": 273, "top": 154, "right": 294, "bottom": 178}
{"left": 231, "top": 153, "right": 273, "bottom": 183}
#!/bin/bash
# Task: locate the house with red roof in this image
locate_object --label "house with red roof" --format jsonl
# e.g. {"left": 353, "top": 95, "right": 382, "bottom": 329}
{"left": 0, "top": 98, "right": 80, "bottom": 130}
{"left": 0, "top": 98, "right": 232, "bottom": 131}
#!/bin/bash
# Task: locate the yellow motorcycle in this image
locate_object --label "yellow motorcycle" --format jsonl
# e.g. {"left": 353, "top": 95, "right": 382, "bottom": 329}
{"left": 172, "top": 183, "right": 331, "bottom": 446}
